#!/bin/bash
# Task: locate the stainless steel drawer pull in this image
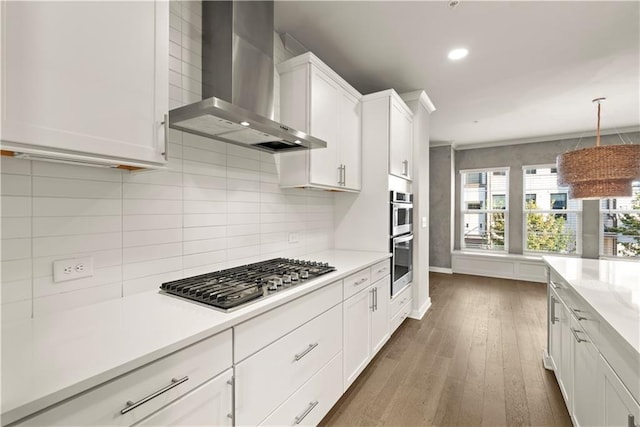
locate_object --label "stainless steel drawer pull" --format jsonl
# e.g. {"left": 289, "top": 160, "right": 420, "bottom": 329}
{"left": 295, "top": 400, "right": 319, "bottom": 424}
{"left": 549, "top": 280, "right": 562, "bottom": 290}
{"left": 120, "top": 376, "right": 189, "bottom": 414}
{"left": 570, "top": 307, "right": 587, "bottom": 321}
{"left": 570, "top": 327, "right": 588, "bottom": 343}
{"left": 550, "top": 296, "right": 558, "bottom": 324}
{"left": 294, "top": 343, "right": 319, "bottom": 361}
{"left": 354, "top": 277, "right": 368, "bottom": 286}
{"left": 161, "top": 114, "right": 169, "bottom": 161}
{"left": 377, "top": 267, "right": 386, "bottom": 273}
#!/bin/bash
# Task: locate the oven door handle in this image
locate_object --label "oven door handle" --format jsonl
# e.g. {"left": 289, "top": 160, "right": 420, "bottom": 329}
{"left": 393, "top": 234, "right": 414, "bottom": 244}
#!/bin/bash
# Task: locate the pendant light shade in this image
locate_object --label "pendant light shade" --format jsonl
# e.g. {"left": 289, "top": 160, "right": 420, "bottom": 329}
{"left": 556, "top": 98, "right": 640, "bottom": 199}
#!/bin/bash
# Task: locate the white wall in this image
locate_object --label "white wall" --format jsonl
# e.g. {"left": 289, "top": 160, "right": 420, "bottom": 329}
{"left": 0, "top": 0, "right": 335, "bottom": 323}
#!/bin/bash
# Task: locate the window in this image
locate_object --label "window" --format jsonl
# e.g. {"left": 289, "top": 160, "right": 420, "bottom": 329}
{"left": 600, "top": 181, "right": 640, "bottom": 258}
{"left": 523, "top": 166, "right": 581, "bottom": 254}
{"left": 461, "top": 168, "right": 509, "bottom": 251}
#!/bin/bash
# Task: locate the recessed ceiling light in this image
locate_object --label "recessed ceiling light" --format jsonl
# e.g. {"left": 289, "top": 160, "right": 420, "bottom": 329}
{"left": 294, "top": 140, "right": 302, "bottom": 144}
{"left": 240, "top": 121, "right": 250, "bottom": 127}
{"left": 448, "top": 48, "right": 468, "bottom": 60}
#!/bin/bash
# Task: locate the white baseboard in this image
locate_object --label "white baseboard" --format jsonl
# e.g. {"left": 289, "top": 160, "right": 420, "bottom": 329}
{"left": 451, "top": 251, "right": 546, "bottom": 283}
{"left": 429, "top": 266, "right": 452, "bottom": 274}
{"left": 409, "top": 298, "right": 432, "bottom": 320}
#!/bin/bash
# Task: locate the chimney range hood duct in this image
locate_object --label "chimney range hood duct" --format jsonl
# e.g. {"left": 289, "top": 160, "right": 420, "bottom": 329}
{"left": 168, "top": 1, "right": 327, "bottom": 153}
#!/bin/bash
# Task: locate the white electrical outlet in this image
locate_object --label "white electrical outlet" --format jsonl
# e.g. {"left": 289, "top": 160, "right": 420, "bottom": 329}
{"left": 53, "top": 257, "right": 94, "bottom": 282}
{"left": 288, "top": 232, "right": 300, "bottom": 244}
{"left": 422, "top": 216, "right": 428, "bottom": 228}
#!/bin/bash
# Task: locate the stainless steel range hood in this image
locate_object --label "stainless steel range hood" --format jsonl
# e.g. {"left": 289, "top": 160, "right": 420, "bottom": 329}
{"left": 169, "top": 1, "right": 326, "bottom": 153}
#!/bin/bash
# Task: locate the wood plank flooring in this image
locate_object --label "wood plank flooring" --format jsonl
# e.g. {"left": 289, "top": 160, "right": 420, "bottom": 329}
{"left": 319, "top": 273, "right": 571, "bottom": 427}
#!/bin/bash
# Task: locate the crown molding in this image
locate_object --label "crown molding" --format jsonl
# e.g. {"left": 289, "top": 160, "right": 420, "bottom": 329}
{"left": 400, "top": 90, "right": 436, "bottom": 114}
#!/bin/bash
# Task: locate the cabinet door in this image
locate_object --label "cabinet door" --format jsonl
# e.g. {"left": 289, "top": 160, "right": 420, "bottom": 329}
{"left": 389, "top": 99, "right": 412, "bottom": 180}
{"left": 549, "top": 290, "right": 562, "bottom": 373}
{"left": 309, "top": 67, "right": 340, "bottom": 187}
{"left": 571, "top": 317, "right": 604, "bottom": 427}
{"left": 2, "top": 1, "right": 168, "bottom": 166}
{"left": 370, "top": 277, "right": 390, "bottom": 356}
{"left": 343, "top": 287, "right": 372, "bottom": 390}
{"left": 559, "top": 301, "right": 573, "bottom": 410}
{"left": 339, "top": 91, "right": 362, "bottom": 190}
{"left": 601, "top": 355, "right": 640, "bottom": 427}
{"left": 134, "top": 369, "right": 233, "bottom": 427}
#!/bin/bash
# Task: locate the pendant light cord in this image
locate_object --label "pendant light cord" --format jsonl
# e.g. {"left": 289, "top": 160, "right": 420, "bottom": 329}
{"left": 596, "top": 100, "right": 601, "bottom": 147}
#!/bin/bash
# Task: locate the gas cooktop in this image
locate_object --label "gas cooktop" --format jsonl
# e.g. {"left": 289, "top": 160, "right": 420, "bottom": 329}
{"left": 160, "top": 257, "right": 336, "bottom": 311}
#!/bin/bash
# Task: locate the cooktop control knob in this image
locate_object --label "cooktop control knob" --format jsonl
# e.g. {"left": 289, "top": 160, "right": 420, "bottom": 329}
{"left": 267, "top": 280, "right": 277, "bottom": 291}
{"left": 300, "top": 270, "right": 309, "bottom": 279}
{"left": 273, "top": 277, "right": 283, "bottom": 287}
{"left": 282, "top": 274, "right": 292, "bottom": 286}
{"left": 291, "top": 272, "right": 299, "bottom": 281}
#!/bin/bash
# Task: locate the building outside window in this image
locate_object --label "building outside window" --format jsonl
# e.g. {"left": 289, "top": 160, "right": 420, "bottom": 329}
{"left": 523, "top": 165, "right": 581, "bottom": 254}
{"left": 601, "top": 181, "right": 640, "bottom": 258}
{"left": 461, "top": 168, "right": 509, "bottom": 251}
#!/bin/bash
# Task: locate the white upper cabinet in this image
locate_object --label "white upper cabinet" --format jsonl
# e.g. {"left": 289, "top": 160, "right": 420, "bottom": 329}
{"left": 389, "top": 95, "right": 413, "bottom": 180}
{"left": 278, "top": 52, "right": 362, "bottom": 191}
{"left": 1, "top": 1, "right": 168, "bottom": 169}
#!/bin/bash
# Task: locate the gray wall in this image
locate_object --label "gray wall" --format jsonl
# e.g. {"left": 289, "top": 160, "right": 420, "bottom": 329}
{"left": 453, "top": 132, "right": 640, "bottom": 258}
{"left": 429, "top": 145, "right": 455, "bottom": 268}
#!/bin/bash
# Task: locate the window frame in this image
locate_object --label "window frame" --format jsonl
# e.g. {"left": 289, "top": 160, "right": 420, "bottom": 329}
{"left": 599, "top": 181, "right": 640, "bottom": 259}
{"left": 522, "top": 164, "right": 582, "bottom": 255}
{"left": 460, "top": 167, "right": 510, "bottom": 253}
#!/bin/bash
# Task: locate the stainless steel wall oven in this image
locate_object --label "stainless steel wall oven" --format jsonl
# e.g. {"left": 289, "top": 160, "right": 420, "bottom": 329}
{"left": 390, "top": 191, "right": 413, "bottom": 297}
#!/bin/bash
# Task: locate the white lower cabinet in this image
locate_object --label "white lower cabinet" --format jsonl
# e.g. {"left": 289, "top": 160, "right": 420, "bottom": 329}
{"left": 343, "top": 276, "right": 390, "bottom": 390}
{"left": 133, "top": 369, "right": 233, "bottom": 427}
{"left": 235, "top": 304, "right": 342, "bottom": 426}
{"left": 571, "top": 316, "right": 604, "bottom": 427}
{"left": 13, "top": 330, "right": 232, "bottom": 426}
{"left": 389, "top": 284, "right": 412, "bottom": 335}
{"left": 261, "top": 352, "right": 343, "bottom": 426}
{"left": 601, "top": 355, "right": 640, "bottom": 427}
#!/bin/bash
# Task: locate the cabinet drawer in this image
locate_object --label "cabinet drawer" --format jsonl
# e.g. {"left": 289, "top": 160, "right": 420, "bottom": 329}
{"left": 390, "top": 298, "right": 412, "bottom": 334}
{"left": 551, "top": 273, "right": 600, "bottom": 346}
{"left": 343, "top": 268, "right": 371, "bottom": 300}
{"left": 235, "top": 304, "right": 342, "bottom": 427}
{"left": 235, "top": 280, "right": 342, "bottom": 362}
{"left": 16, "top": 330, "right": 232, "bottom": 426}
{"left": 261, "top": 351, "right": 343, "bottom": 426}
{"left": 390, "top": 285, "right": 411, "bottom": 320}
{"left": 370, "top": 259, "right": 390, "bottom": 284}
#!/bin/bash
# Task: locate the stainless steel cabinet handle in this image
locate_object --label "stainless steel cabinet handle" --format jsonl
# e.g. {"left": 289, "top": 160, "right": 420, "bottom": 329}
{"left": 161, "top": 114, "right": 169, "bottom": 162}
{"left": 570, "top": 307, "right": 587, "bottom": 321}
{"left": 355, "top": 277, "right": 368, "bottom": 286}
{"left": 629, "top": 414, "right": 636, "bottom": 427}
{"left": 295, "top": 400, "right": 319, "bottom": 424}
{"left": 570, "top": 327, "right": 588, "bottom": 343}
{"left": 120, "top": 376, "right": 189, "bottom": 414}
{"left": 549, "top": 280, "right": 562, "bottom": 290}
{"left": 370, "top": 288, "right": 375, "bottom": 311}
{"left": 342, "top": 164, "right": 347, "bottom": 187}
{"left": 374, "top": 287, "right": 378, "bottom": 311}
{"left": 402, "top": 160, "right": 409, "bottom": 176}
{"left": 294, "top": 343, "right": 318, "bottom": 361}
{"left": 550, "top": 296, "right": 558, "bottom": 324}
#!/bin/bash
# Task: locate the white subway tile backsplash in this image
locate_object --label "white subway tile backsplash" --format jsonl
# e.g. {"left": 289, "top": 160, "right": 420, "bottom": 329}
{"left": 1, "top": 157, "right": 31, "bottom": 175}
{"left": 0, "top": 1, "right": 333, "bottom": 318}
{"left": 32, "top": 249, "right": 122, "bottom": 278}
{"left": 123, "top": 242, "right": 182, "bottom": 264}
{"left": 123, "top": 256, "right": 182, "bottom": 281}
{"left": 1, "top": 238, "right": 31, "bottom": 261}
{"left": 33, "top": 232, "right": 122, "bottom": 258}
{"left": 1, "top": 217, "right": 31, "bottom": 239}
{"left": 123, "top": 214, "right": 182, "bottom": 231}
{"left": 123, "top": 228, "right": 183, "bottom": 248}
{"left": 1, "top": 279, "right": 31, "bottom": 303}
{"left": 33, "top": 198, "right": 121, "bottom": 217}
{"left": 33, "top": 266, "right": 122, "bottom": 298}
{"left": 183, "top": 225, "right": 226, "bottom": 241}
{"left": 1, "top": 174, "right": 31, "bottom": 196}
{"left": 2, "top": 196, "right": 31, "bottom": 217}
{"left": 2, "top": 259, "right": 32, "bottom": 282}
{"left": 33, "top": 216, "right": 121, "bottom": 237}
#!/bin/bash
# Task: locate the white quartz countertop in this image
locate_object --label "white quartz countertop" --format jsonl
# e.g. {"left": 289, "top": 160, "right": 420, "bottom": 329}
{"left": 1, "top": 250, "right": 390, "bottom": 425}
{"left": 543, "top": 256, "right": 640, "bottom": 353}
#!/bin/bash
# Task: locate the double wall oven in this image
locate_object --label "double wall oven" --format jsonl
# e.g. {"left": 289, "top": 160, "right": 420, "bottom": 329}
{"left": 390, "top": 191, "right": 413, "bottom": 297}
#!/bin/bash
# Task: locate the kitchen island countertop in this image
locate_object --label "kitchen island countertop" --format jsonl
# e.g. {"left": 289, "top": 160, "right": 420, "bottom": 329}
{"left": 1, "top": 249, "right": 390, "bottom": 425}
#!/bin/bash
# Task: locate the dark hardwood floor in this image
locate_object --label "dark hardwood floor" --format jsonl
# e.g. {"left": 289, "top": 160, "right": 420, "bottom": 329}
{"left": 319, "top": 273, "right": 572, "bottom": 427}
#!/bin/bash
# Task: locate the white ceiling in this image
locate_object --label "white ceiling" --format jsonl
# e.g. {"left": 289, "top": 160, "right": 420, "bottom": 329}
{"left": 274, "top": 1, "right": 640, "bottom": 147}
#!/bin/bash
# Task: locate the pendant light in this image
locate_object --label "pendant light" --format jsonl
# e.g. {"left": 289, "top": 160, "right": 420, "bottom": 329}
{"left": 556, "top": 98, "right": 640, "bottom": 199}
